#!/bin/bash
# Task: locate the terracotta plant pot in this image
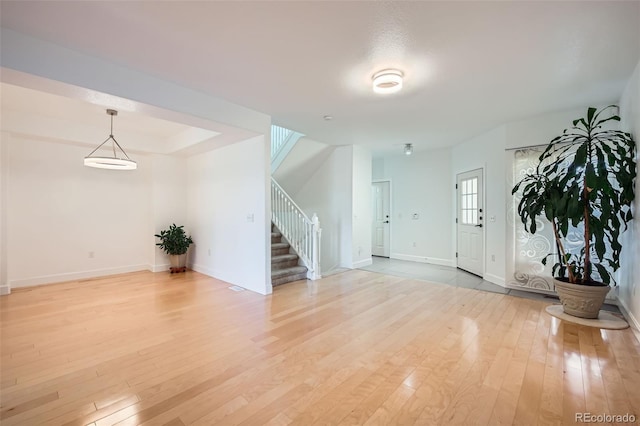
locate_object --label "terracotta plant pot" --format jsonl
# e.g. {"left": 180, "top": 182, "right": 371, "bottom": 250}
{"left": 554, "top": 278, "right": 610, "bottom": 319}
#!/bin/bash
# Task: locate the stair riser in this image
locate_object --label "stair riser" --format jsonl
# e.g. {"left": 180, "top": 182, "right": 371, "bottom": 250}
{"left": 272, "top": 259, "right": 299, "bottom": 269}
{"left": 272, "top": 247, "right": 290, "bottom": 256}
{"left": 271, "top": 235, "right": 281, "bottom": 244}
{"left": 272, "top": 272, "right": 307, "bottom": 286}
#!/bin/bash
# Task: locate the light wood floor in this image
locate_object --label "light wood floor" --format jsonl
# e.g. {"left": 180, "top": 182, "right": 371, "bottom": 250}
{"left": 1, "top": 270, "right": 639, "bottom": 425}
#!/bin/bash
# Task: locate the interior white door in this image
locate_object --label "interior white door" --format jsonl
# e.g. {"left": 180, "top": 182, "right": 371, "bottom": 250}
{"left": 456, "top": 169, "right": 484, "bottom": 276}
{"left": 371, "top": 181, "right": 390, "bottom": 257}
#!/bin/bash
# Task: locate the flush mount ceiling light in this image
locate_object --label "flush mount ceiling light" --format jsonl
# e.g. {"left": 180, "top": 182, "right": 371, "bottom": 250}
{"left": 84, "top": 109, "right": 137, "bottom": 170}
{"left": 404, "top": 143, "right": 413, "bottom": 156}
{"left": 372, "top": 69, "right": 404, "bottom": 94}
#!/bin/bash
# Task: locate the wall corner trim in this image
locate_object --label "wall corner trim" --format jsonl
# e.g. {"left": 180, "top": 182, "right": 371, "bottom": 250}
{"left": 352, "top": 258, "right": 373, "bottom": 269}
{"left": 483, "top": 273, "right": 506, "bottom": 287}
{"left": 150, "top": 263, "right": 170, "bottom": 273}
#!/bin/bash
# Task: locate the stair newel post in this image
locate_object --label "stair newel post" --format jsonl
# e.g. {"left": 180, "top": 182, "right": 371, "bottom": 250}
{"left": 311, "top": 213, "right": 322, "bottom": 280}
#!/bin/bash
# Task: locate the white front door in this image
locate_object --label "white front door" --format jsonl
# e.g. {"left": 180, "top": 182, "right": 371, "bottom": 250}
{"left": 372, "top": 181, "right": 390, "bottom": 257}
{"left": 456, "top": 169, "right": 484, "bottom": 276}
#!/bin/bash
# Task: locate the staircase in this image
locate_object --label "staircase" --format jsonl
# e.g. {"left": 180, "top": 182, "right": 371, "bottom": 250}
{"left": 270, "top": 124, "right": 321, "bottom": 285}
{"left": 271, "top": 224, "right": 308, "bottom": 286}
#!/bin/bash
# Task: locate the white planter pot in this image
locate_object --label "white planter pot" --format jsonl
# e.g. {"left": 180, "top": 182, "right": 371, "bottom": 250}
{"left": 554, "top": 278, "right": 610, "bottom": 319}
{"left": 169, "top": 254, "right": 187, "bottom": 272}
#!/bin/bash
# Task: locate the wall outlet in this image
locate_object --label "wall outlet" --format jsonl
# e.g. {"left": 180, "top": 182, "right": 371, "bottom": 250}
{"left": 412, "top": 213, "right": 419, "bottom": 220}
{"left": 246, "top": 213, "right": 254, "bottom": 222}
{"left": 491, "top": 254, "right": 496, "bottom": 262}
{"left": 88, "top": 251, "right": 94, "bottom": 258}
{"left": 208, "top": 249, "right": 211, "bottom": 256}
{"left": 413, "top": 242, "right": 417, "bottom": 247}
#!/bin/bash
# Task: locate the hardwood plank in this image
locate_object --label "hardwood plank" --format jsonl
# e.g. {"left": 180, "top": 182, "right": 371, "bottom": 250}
{"left": 531, "top": 310, "right": 562, "bottom": 426}
{"left": 578, "top": 328, "right": 610, "bottom": 417}
{"left": 1, "top": 270, "right": 639, "bottom": 425}
{"left": 562, "top": 323, "right": 586, "bottom": 425}
{"left": 0, "top": 391, "right": 59, "bottom": 420}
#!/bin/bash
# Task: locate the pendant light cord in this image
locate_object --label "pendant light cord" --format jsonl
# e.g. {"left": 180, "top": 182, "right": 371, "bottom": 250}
{"left": 111, "top": 113, "right": 116, "bottom": 158}
{"left": 85, "top": 110, "right": 133, "bottom": 160}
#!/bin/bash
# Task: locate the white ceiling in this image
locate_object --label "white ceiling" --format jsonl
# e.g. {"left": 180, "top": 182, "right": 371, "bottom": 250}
{"left": 0, "top": 82, "right": 220, "bottom": 154}
{"left": 1, "top": 1, "right": 639, "bottom": 155}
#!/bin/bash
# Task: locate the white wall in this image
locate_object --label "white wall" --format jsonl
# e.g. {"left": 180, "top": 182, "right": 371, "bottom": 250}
{"left": 293, "top": 146, "right": 353, "bottom": 274}
{"left": 150, "top": 154, "right": 188, "bottom": 271}
{"left": 0, "top": 133, "right": 8, "bottom": 294}
{"left": 351, "top": 145, "right": 372, "bottom": 268}
{"left": 5, "top": 135, "right": 153, "bottom": 287}
{"left": 273, "top": 137, "right": 335, "bottom": 196}
{"left": 452, "top": 127, "right": 507, "bottom": 285}
{"left": 372, "top": 157, "right": 384, "bottom": 180}
{"left": 375, "top": 148, "right": 454, "bottom": 267}
{"left": 618, "top": 59, "right": 640, "bottom": 331}
{"left": 504, "top": 106, "right": 592, "bottom": 149}
{"left": 187, "top": 136, "right": 271, "bottom": 295}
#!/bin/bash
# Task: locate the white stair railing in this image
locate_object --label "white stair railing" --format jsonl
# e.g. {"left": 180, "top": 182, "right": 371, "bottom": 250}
{"left": 271, "top": 178, "right": 321, "bottom": 280}
{"left": 271, "top": 125, "right": 294, "bottom": 158}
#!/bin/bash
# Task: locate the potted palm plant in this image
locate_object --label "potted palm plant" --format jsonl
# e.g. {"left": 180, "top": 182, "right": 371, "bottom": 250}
{"left": 512, "top": 105, "right": 636, "bottom": 318}
{"left": 155, "top": 223, "right": 194, "bottom": 273}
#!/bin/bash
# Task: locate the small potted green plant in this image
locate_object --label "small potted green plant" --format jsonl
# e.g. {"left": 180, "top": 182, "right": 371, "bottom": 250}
{"left": 155, "top": 223, "right": 194, "bottom": 273}
{"left": 512, "top": 105, "right": 636, "bottom": 318}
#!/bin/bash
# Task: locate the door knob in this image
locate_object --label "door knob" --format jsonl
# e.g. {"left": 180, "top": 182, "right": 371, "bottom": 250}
{"left": 383, "top": 221, "right": 390, "bottom": 223}
{"left": 475, "top": 224, "right": 483, "bottom": 228}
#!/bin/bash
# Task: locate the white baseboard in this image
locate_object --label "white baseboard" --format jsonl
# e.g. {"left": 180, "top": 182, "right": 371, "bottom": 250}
{"left": 190, "top": 263, "right": 271, "bottom": 295}
{"left": 0, "top": 284, "right": 10, "bottom": 295}
{"left": 352, "top": 258, "right": 373, "bottom": 269}
{"left": 9, "top": 264, "right": 149, "bottom": 288}
{"left": 617, "top": 295, "right": 640, "bottom": 339}
{"left": 189, "top": 262, "right": 216, "bottom": 277}
{"left": 483, "top": 273, "right": 506, "bottom": 287}
{"left": 322, "top": 267, "right": 349, "bottom": 277}
{"left": 390, "top": 253, "right": 455, "bottom": 268}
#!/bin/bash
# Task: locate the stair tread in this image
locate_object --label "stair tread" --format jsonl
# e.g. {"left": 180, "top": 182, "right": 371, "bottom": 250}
{"left": 271, "top": 265, "right": 307, "bottom": 278}
{"left": 271, "top": 242, "right": 290, "bottom": 249}
{"left": 271, "top": 232, "right": 282, "bottom": 237}
{"left": 272, "top": 254, "right": 298, "bottom": 262}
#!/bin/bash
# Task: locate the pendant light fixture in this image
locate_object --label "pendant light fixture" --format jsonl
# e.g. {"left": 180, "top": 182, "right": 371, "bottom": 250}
{"left": 84, "top": 109, "right": 137, "bottom": 170}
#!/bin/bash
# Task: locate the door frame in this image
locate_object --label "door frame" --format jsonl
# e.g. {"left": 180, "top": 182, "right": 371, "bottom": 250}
{"left": 455, "top": 167, "right": 486, "bottom": 277}
{"left": 372, "top": 179, "right": 392, "bottom": 258}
